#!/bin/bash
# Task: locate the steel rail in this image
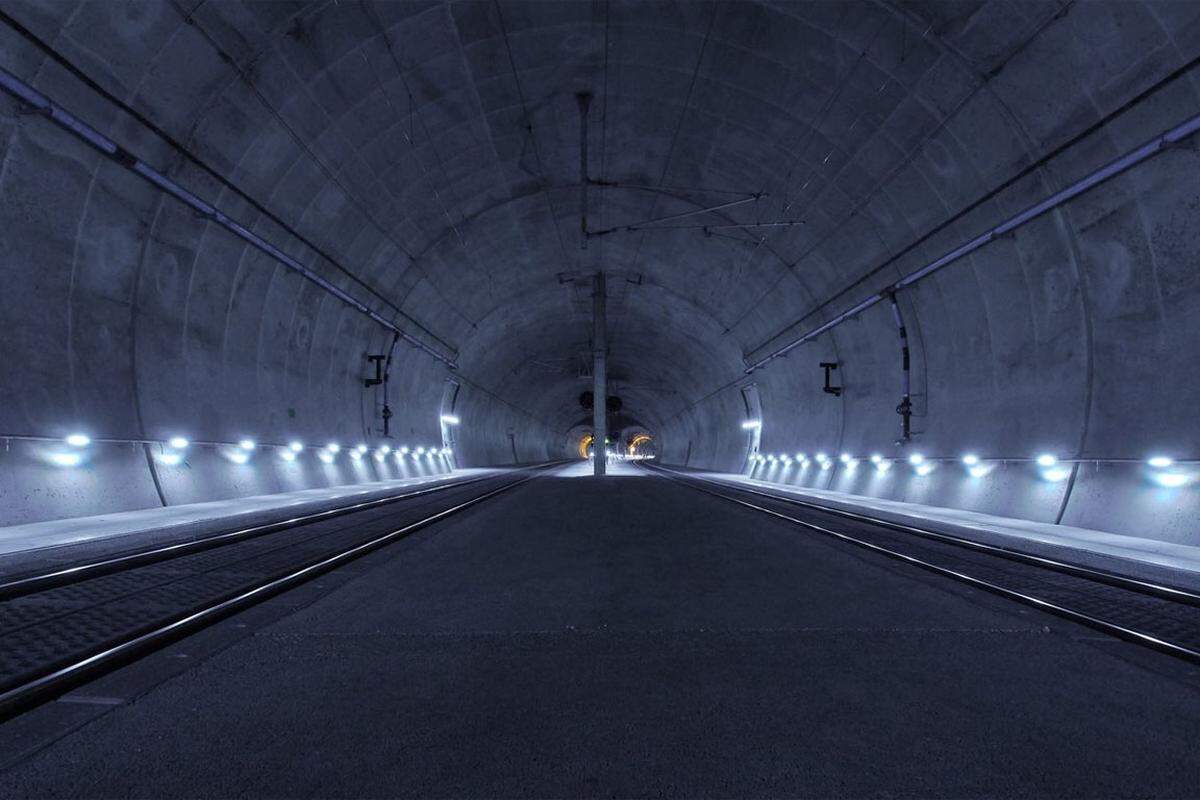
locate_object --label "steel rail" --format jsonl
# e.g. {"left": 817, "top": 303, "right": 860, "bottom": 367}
{"left": 643, "top": 463, "right": 1200, "bottom": 665}
{"left": 0, "top": 466, "right": 553, "bottom": 720}
{"left": 0, "top": 470, "right": 537, "bottom": 600}
{"left": 648, "top": 464, "right": 1200, "bottom": 607}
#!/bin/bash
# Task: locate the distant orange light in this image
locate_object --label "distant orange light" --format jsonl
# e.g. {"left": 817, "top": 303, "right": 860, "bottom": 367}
{"left": 578, "top": 434, "right": 594, "bottom": 459}
{"left": 628, "top": 433, "right": 652, "bottom": 455}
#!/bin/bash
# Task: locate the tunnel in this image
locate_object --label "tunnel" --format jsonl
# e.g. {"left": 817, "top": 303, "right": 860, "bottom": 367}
{"left": 0, "top": 1, "right": 1198, "bottom": 796}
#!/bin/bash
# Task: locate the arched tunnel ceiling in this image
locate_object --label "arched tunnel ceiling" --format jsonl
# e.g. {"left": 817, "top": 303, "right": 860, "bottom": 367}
{"left": 457, "top": 279, "right": 747, "bottom": 433}
{"left": 5, "top": 0, "right": 1194, "bottom": 439}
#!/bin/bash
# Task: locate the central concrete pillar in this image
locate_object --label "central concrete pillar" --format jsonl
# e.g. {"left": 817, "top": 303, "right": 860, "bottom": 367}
{"left": 592, "top": 271, "right": 606, "bottom": 476}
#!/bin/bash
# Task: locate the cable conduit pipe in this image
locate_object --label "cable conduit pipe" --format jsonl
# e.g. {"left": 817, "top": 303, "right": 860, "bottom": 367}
{"left": 744, "top": 110, "right": 1200, "bottom": 373}
{"left": 0, "top": 66, "right": 459, "bottom": 370}
{"left": 0, "top": 7, "right": 455, "bottom": 357}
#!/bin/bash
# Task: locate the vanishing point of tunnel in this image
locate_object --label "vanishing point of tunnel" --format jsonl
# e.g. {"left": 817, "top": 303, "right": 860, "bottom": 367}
{"left": 1, "top": 1, "right": 1199, "bottom": 797}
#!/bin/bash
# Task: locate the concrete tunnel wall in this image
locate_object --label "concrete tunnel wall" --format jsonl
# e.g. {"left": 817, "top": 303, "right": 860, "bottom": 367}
{"left": 1, "top": 1, "right": 1198, "bottom": 543}
{"left": 0, "top": 1, "right": 561, "bottom": 525}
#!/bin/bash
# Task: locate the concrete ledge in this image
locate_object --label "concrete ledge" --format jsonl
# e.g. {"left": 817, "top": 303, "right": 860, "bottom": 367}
{"left": 705, "top": 471, "right": 1200, "bottom": 592}
{"left": 0, "top": 440, "right": 458, "bottom": 527}
{"left": 0, "top": 469, "right": 502, "bottom": 579}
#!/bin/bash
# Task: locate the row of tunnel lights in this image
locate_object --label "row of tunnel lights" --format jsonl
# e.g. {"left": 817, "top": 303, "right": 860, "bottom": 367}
{"left": 749, "top": 450, "right": 1190, "bottom": 486}
{"left": 741, "top": 420, "right": 1189, "bottom": 487}
{"left": 55, "top": 430, "right": 455, "bottom": 468}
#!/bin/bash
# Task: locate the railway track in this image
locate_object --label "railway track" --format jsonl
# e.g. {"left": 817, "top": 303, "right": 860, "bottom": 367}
{"left": 645, "top": 462, "right": 1200, "bottom": 665}
{"left": 0, "top": 464, "right": 559, "bottom": 719}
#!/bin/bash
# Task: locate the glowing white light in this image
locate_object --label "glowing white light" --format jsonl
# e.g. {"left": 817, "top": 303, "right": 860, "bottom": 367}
{"left": 394, "top": 451, "right": 404, "bottom": 462}
{"left": 844, "top": 458, "right": 858, "bottom": 471}
{"left": 350, "top": 450, "right": 363, "bottom": 461}
{"left": 66, "top": 434, "right": 90, "bottom": 447}
{"left": 741, "top": 420, "right": 761, "bottom": 430}
{"left": 908, "top": 453, "right": 925, "bottom": 465}
{"left": 355, "top": 444, "right": 368, "bottom": 454}
{"left": 440, "top": 414, "right": 461, "bottom": 425}
{"left": 280, "top": 450, "right": 297, "bottom": 462}
{"left": 870, "top": 454, "right": 882, "bottom": 464}
{"left": 1036, "top": 453, "right": 1057, "bottom": 467}
{"left": 228, "top": 451, "right": 250, "bottom": 465}
{"left": 915, "top": 463, "right": 935, "bottom": 476}
{"left": 1147, "top": 456, "right": 1173, "bottom": 469}
{"left": 839, "top": 453, "right": 851, "bottom": 463}
{"left": 781, "top": 456, "right": 792, "bottom": 464}
{"left": 962, "top": 454, "right": 979, "bottom": 466}
{"left": 380, "top": 445, "right": 391, "bottom": 455}
{"left": 1041, "top": 466, "right": 1071, "bottom": 482}
{"left": 157, "top": 452, "right": 183, "bottom": 466}
{"left": 239, "top": 439, "right": 255, "bottom": 451}
{"left": 416, "top": 447, "right": 426, "bottom": 455}
{"left": 816, "top": 452, "right": 828, "bottom": 462}
{"left": 1151, "top": 472, "right": 1192, "bottom": 488}
{"left": 289, "top": 441, "right": 304, "bottom": 452}
{"left": 399, "top": 446, "right": 410, "bottom": 455}
{"left": 968, "top": 465, "right": 992, "bottom": 479}
{"left": 875, "top": 461, "right": 892, "bottom": 474}
{"left": 373, "top": 451, "right": 385, "bottom": 462}
{"left": 318, "top": 451, "right": 334, "bottom": 464}
{"left": 168, "top": 437, "right": 189, "bottom": 449}
{"left": 442, "top": 447, "right": 452, "bottom": 455}
{"left": 820, "top": 460, "right": 831, "bottom": 471}
{"left": 50, "top": 452, "right": 83, "bottom": 467}
{"left": 767, "top": 455, "right": 777, "bottom": 463}
{"left": 795, "top": 453, "right": 806, "bottom": 461}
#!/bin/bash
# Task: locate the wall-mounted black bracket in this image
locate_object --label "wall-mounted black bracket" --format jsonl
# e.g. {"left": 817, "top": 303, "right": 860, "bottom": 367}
{"left": 895, "top": 396, "right": 913, "bottom": 438}
{"left": 364, "top": 354, "right": 386, "bottom": 387}
{"left": 882, "top": 289, "right": 913, "bottom": 444}
{"left": 820, "top": 362, "right": 842, "bottom": 397}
